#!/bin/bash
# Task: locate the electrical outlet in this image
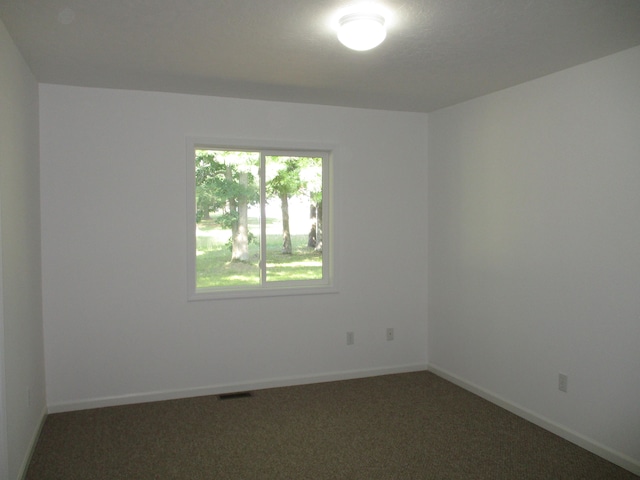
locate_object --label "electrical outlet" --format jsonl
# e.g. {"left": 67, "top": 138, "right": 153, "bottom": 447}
{"left": 347, "top": 331, "right": 354, "bottom": 345}
{"left": 386, "top": 328, "right": 394, "bottom": 341}
{"left": 558, "top": 373, "right": 568, "bottom": 393}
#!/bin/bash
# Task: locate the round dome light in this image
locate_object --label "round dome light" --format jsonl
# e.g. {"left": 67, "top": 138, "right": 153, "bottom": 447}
{"left": 337, "top": 12, "right": 387, "bottom": 51}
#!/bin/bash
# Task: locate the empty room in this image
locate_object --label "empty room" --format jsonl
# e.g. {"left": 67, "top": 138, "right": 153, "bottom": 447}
{"left": 1, "top": 1, "right": 639, "bottom": 478}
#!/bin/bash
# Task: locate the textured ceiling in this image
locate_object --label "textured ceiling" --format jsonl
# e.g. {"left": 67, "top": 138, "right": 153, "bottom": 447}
{"left": 2, "top": 0, "right": 640, "bottom": 112}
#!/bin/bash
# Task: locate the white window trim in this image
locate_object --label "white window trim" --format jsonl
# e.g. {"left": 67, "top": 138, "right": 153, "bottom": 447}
{"left": 186, "top": 137, "right": 338, "bottom": 301}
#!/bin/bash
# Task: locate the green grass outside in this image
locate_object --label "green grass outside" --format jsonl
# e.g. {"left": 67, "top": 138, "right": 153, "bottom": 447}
{"left": 196, "top": 218, "right": 322, "bottom": 288}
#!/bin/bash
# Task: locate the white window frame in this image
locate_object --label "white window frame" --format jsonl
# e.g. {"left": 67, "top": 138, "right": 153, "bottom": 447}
{"left": 187, "top": 137, "right": 337, "bottom": 301}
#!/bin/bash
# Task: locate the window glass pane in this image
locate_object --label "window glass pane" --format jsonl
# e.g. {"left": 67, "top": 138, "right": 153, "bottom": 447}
{"left": 265, "top": 156, "right": 323, "bottom": 283}
{"left": 190, "top": 142, "right": 331, "bottom": 299}
{"left": 195, "top": 149, "right": 261, "bottom": 288}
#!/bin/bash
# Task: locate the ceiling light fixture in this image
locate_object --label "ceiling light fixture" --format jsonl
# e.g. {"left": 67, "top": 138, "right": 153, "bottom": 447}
{"left": 337, "top": 12, "right": 387, "bottom": 51}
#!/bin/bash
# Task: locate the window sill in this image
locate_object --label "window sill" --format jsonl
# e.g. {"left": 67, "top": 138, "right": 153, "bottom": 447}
{"left": 188, "top": 284, "right": 338, "bottom": 301}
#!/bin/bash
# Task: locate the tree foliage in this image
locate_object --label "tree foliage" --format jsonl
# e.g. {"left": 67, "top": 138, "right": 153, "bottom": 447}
{"left": 196, "top": 151, "right": 323, "bottom": 265}
{"left": 195, "top": 151, "right": 226, "bottom": 222}
{"left": 266, "top": 157, "right": 306, "bottom": 254}
{"left": 195, "top": 150, "right": 259, "bottom": 261}
{"left": 299, "top": 157, "right": 323, "bottom": 251}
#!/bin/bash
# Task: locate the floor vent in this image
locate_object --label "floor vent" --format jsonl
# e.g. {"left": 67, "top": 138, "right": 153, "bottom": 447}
{"left": 218, "top": 391, "right": 253, "bottom": 400}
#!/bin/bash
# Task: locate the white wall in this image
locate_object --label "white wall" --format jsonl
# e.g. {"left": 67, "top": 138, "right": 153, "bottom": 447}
{"left": 427, "top": 46, "right": 640, "bottom": 472}
{"left": 39, "top": 85, "right": 429, "bottom": 411}
{"left": 0, "top": 19, "right": 46, "bottom": 480}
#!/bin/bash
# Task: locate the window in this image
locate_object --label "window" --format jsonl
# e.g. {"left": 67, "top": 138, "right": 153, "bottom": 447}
{"left": 187, "top": 139, "right": 334, "bottom": 300}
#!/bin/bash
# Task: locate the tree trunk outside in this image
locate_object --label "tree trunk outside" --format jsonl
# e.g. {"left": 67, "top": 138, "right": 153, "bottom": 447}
{"left": 315, "top": 200, "right": 323, "bottom": 252}
{"left": 281, "top": 193, "right": 292, "bottom": 254}
{"left": 230, "top": 170, "right": 250, "bottom": 262}
{"left": 308, "top": 205, "right": 317, "bottom": 248}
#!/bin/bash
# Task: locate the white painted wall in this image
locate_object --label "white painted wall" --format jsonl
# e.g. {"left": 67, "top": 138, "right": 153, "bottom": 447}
{"left": 39, "top": 85, "right": 429, "bottom": 411}
{"left": 0, "top": 19, "right": 46, "bottom": 480}
{"left": 427, "top": 46, "right": 640, "bottom": 471}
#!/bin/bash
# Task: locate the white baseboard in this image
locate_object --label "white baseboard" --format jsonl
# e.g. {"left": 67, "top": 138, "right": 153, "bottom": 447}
{"left": 428, "top": 363, "right": 640, "bottom": 477}
{"left": 19, "top": 405, "right": 47, "bottom": 480}
{"left": 47, "top": 363, "right": 429, "bottom": 414}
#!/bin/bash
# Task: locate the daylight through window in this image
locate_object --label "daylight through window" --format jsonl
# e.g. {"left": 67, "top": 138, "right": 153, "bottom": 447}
{"left": 188, "top": 144, "right": 332, "bottom": 299}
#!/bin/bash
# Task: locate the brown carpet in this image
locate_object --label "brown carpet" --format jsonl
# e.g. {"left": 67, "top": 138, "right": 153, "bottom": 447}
{"left": 26, "top": 371, "right": 637, "bottom": 479}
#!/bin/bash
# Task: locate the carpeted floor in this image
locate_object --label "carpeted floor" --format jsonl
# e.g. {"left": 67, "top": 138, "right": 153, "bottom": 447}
{"left": 26, "top": 371, "right": 638, "bottom": 479}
